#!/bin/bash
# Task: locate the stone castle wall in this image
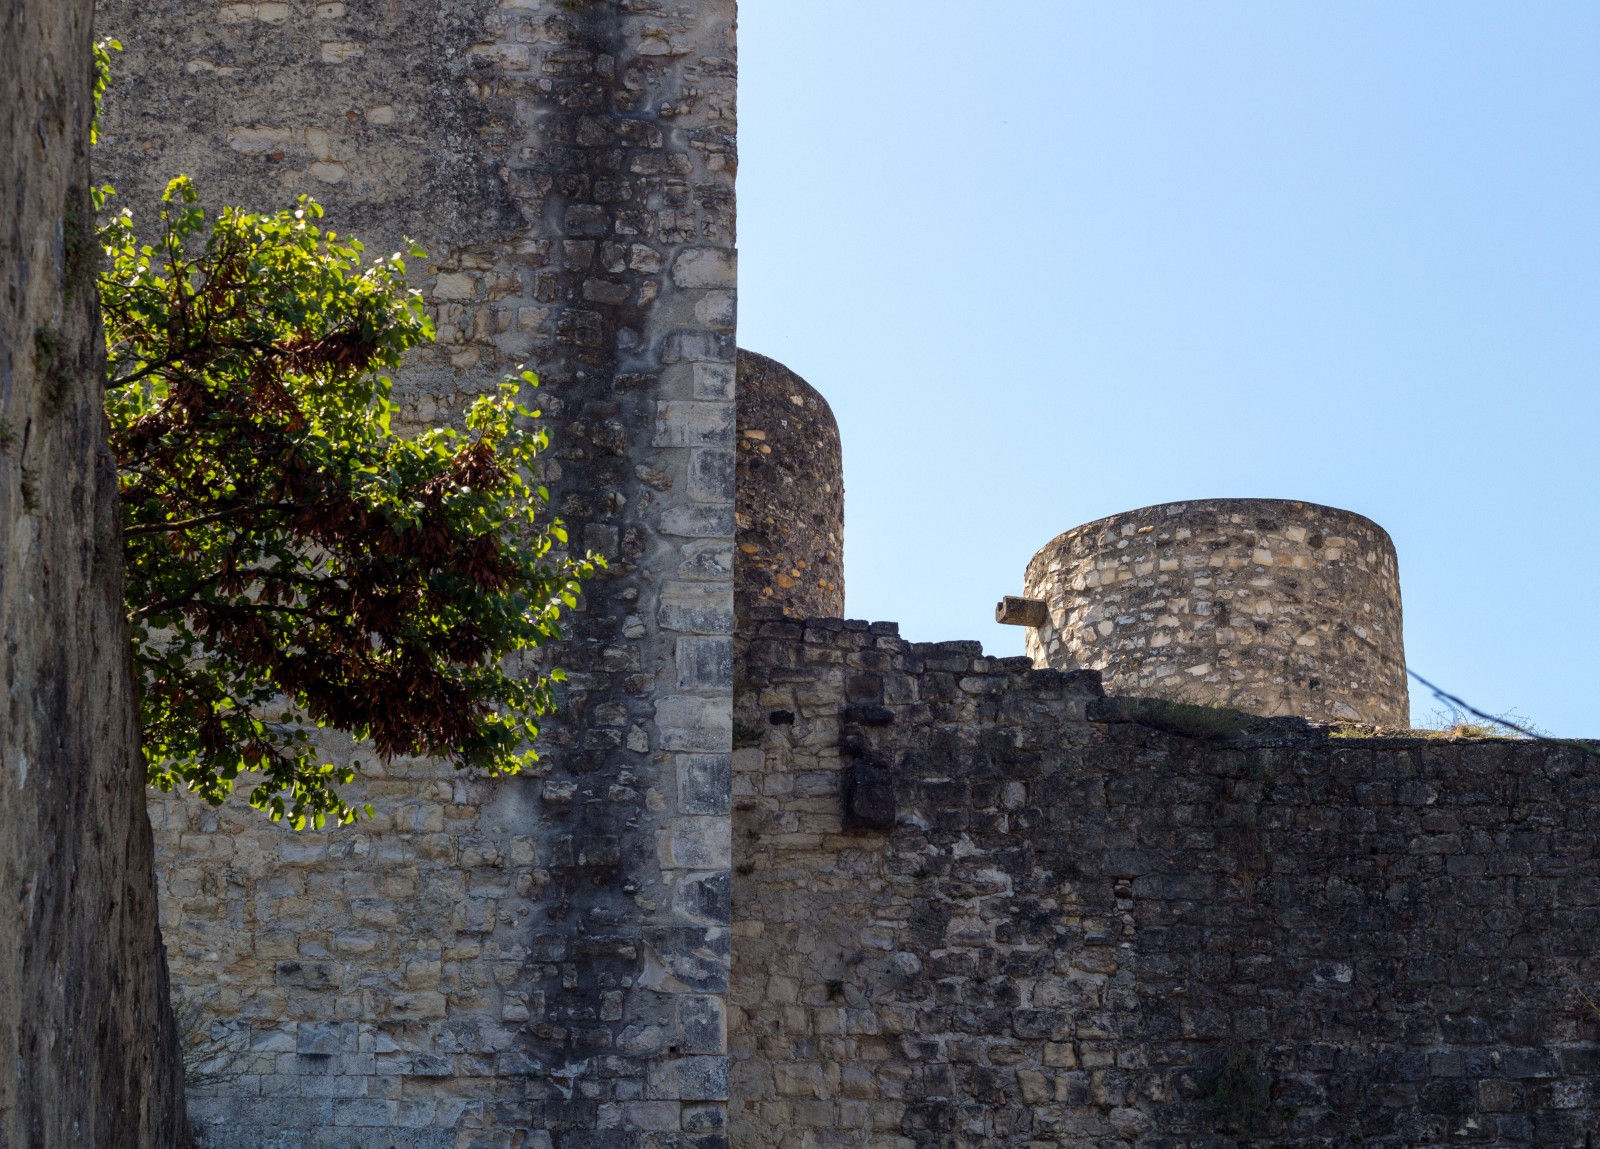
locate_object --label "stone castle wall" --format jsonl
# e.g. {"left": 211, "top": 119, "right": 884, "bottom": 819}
{"left": 1022, "top": 499, "right": 1408, "bottom": 726}
{"left": 99, "top": 1, "right": 737, "bottom": 1144}
{"left": 0, "top": 0, "right": 190, "bottom": 1140}
{"left": 91, "top": 6, "right": 1600, "bottom": 1148}
{"left": 735, "top": 350, "right": 845, "bottom": 625}
{"left": 733, "top": 616, "right": 1600, "bottom": 1148}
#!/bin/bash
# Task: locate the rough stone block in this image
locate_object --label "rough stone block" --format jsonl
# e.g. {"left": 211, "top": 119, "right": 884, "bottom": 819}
{"left": 647, "top": 1056, "right": 730, "bottom": 1102}
{"left": 296, "top": 1021, "right": 350, "bottom": 1056}
{"left": 843, "top": 761, "right": 895, "bottom": 833}
{"left": 678, "top": 995, "right": 727, "bottom": 1055}
{"left": 640, "top": 927, "right": 730, "bottom": 995}
{"left": 677, "top": 637, "right": 734, "bottom": 691}
{"left": 661, "top": 504, "right": 735, "bottom": 539}
{"left": 662, "top": 817, "right": 731, "bottom": 871}
{"left": 678, "top": 539, "right": 735, "bottom": 581}
{"left": 694, "top": 361, "right": 736, "bottom": 399}
{"left": 659, "top": 583, "right": 734, "bottom": 636}
{"left": 677, "top": 754, "right": 732, "bottom": 816}
{"left": 662, "top": 331, "right": 735, "bottom": 365}
{"left": 671, "top": 247, "right": 736, "bottom": 289}
{"left": 688, "top": 448, "right": 736, "bottom": 502}
{"left": 656, "top": 696, "right": 732, "bottom": 754}
{"left": 653, "top": 401, "right": 734, "bottom": 448}
{"left": 672, "top": 870, "right": 730, "bottom": 925}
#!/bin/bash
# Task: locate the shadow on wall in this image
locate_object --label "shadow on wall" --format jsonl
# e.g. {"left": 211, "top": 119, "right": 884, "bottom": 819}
{"left": 730, "top": 614, "right": 1600, "bottom": 1148}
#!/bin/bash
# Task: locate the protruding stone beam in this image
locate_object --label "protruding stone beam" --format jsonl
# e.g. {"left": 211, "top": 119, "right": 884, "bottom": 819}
{"left": 995, "top": 596, "right": 1049, "bottom": 627}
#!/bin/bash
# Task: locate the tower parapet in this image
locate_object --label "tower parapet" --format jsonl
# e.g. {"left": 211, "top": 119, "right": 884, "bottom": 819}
{"left": 1009, "top": 498, "right": 1408, "bottom": 725}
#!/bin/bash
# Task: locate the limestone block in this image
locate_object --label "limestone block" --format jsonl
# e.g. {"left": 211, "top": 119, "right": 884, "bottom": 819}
{"left": 647, "top": 1056, "right": 729, "bottom": 1102}
{"left": 655, "top": 695, "right": 732, "bottom": 754}
{"left": 653, "top": 401, "right": 735, "bottom": 448}
{"left": 671, "top": 248, "right": 736, "bottom": 289}
{"left": 663, "top": 818, "right": 732, "bottom": 871}
{"left": 677, "top": 637, "right": 734, "bottom": 691}
{"left": 678, "top": 755, "right": 732, "bottom": 816}
{"left": 662, "top": 504, "right": 735, "bottom": 538}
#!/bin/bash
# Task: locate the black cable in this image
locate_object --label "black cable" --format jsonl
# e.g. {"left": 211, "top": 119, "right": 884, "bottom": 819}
{"left": 1406, "top": 668, "right": 1598, "bottom": 759}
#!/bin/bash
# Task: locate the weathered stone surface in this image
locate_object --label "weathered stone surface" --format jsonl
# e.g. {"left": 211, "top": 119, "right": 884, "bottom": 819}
{"left": 0, "top": 1, "right": 189, "bottom": 1141}
{"left": 995, "top": 594, "right": 1048, "bottom": 628}
{"left": 1021, "top": 499, "right": 1408, "bottom": 725}
{"left": 842, "top": 761, "right": 896, "bottom": 832}
{"left": 89, "top": 6, "right": 1595, "bottom": 1147}
{"left": 735, "top": 350, "right": 845, "bottom": 623}
{"left": 733, "top": 616, "right": 1600, "bottom": 1147}
{"left": 101, "top": 0, "right": 736, "bottom": 1143}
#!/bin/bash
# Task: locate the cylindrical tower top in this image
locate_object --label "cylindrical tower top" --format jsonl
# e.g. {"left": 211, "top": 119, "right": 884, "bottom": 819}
{"left": 1016, "top": 499, "right": 1407, "bottom": 725}
{"left": 735, "top": 350, "right": 845, "bottom": 623}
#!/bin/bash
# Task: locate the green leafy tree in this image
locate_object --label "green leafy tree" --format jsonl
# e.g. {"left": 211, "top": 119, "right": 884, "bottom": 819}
{"left": 99, "top": 175, "right": 600, "bottom": 829}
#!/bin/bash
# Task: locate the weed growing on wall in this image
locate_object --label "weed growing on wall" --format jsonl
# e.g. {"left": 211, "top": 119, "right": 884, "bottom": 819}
{"left": 1205, "top": 1044, "right": 1272, "bottom": 1136}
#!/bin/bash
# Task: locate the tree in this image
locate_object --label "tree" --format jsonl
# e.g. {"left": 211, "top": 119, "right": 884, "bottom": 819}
{"left": 100, "top": 175, "right": 600, "bottom": 829}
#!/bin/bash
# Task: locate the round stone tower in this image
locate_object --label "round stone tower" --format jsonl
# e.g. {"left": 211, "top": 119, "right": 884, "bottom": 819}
{"left": 1010, "top": 499, "right": 1407, "bottom": 725}
{"left": 735, "top": 350, "right": 845, "bottom": 622}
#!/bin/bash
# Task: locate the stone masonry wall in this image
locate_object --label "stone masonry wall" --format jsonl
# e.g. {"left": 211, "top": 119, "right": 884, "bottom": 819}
{"left": 733, "top": 616, "right": 1600, "bottom": 1148}
{"left": 100, "top": 2, "right": 737, "bottom": 1145}
{"left": 0, "top": 0, "right": 190, "bottom": 1141}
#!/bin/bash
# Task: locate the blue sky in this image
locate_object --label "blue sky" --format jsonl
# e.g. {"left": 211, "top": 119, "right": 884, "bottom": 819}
{"left": 736, "top": 1, "right": 1600, "bottom": 735}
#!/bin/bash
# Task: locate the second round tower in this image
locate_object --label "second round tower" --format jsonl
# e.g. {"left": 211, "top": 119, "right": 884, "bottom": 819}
{"left": 1015, "top": 499, "right": 1408, "bottom": 726}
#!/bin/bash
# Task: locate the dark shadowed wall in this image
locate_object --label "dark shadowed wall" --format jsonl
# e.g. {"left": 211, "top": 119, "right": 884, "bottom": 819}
{"left": 0, "top": 0, "right": 189, "bottom": 1142}
{"left": 734, "top": 617, "right": 1600, "bottom": 1148}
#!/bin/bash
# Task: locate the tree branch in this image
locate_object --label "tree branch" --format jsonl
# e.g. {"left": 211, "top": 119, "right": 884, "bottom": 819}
{"left": 130, "top": 564, "right": 344, "bottom": 622}
{"left": 124, "top": 502, "right": 314, "bottom": 539}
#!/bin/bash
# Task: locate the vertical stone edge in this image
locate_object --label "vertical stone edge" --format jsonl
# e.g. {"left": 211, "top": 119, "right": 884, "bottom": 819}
{"left": 513, "top": 1, "right": 737, "bottom": 1142}
{"left": 634, "top": 3, "right": 738, "bottom": 1141}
